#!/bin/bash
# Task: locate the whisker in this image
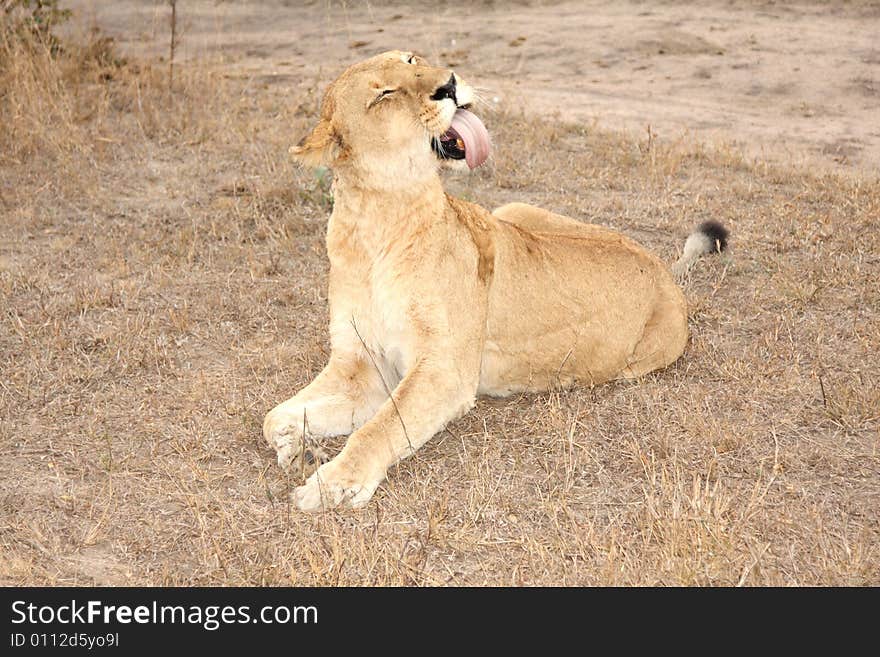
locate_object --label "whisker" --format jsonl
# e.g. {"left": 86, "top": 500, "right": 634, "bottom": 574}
{"left": 434, "top": 132, "right": 447, "bottom": 158}
{"left": 413, "top": 116, "right": 445, "bottom": 157}
{"left": 469, "top": 90, "right": 492, "bottom": 109}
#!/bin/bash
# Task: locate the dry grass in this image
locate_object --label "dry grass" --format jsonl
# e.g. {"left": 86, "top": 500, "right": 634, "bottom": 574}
{"left": 1, "top": 23, "right": 878, "bottom": 586}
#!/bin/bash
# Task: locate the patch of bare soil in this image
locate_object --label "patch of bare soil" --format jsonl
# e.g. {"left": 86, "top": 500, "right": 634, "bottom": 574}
{"left": 70, "top": 0, "right": 880, "bottom": 171}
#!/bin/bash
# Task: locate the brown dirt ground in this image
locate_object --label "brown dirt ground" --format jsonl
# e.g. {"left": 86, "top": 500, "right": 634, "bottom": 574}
{"left": 0, "top": 1, "right": 878, "bottom": 585}
{"left": 71, "top": 0, "right": 880, "bottom": 171}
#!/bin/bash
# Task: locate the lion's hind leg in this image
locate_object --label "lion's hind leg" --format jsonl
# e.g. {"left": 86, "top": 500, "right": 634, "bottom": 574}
{"left": 617, "top": 289, "right": 688, "bottom": 380}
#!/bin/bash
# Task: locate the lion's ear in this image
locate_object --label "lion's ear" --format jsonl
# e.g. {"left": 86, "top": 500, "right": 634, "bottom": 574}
{"left": 290, "top": 119, "right": 339, "bottom": 167}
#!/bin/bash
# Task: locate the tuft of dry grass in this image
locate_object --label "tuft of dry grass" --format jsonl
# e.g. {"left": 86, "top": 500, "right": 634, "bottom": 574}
{"left": 0, "top": 23, "right": 878, "bottom": 586}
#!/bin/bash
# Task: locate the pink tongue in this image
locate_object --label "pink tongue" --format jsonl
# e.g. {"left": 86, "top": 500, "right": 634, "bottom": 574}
{"left": 449, "top": 109, "right": 491, "bottom": 169}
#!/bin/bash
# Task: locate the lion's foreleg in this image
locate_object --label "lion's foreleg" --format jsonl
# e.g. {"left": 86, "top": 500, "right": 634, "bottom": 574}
{"left": 262, "top": 354, "right": 388, "bottom": 471}
{"left": 292, "top": 355, "right": 478, "bottom": 511}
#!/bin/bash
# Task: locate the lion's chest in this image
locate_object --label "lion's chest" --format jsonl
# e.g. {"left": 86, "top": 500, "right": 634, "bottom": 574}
{"left": 328, "top": 244, "right": 414, "bottom": 383}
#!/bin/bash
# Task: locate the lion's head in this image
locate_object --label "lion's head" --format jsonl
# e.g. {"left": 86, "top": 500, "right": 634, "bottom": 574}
{"left": 291, "top": 51, "right": 490, "bottom": 189}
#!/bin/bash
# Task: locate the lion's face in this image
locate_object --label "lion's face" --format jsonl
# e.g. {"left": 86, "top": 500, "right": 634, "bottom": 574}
{"left": 292, "top": 51, "right": 489, "bottom": 188}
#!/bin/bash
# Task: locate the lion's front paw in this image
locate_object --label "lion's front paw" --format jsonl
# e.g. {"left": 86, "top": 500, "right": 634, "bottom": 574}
{"left": 292, "top": 459, "right": 384, "bottom": 512}
{"left": 262, "top": 407, "right": 325, "bottom": 473}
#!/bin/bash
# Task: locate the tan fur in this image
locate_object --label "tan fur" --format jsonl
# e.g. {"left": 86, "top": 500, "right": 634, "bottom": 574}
{"left": 264, "top": 51, "right": 689, "bottom": 511}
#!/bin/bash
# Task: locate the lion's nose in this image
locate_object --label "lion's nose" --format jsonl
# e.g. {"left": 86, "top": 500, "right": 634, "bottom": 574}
{"left": 431, "top": 73, "right": 457, "bottom": 105}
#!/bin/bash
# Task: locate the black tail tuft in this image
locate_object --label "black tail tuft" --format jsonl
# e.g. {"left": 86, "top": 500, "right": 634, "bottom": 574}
{"left": 698, "top": 220, "right": 729, "bottom": 253}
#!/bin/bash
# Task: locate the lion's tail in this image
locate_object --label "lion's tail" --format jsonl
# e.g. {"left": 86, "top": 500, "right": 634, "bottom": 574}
{"left": 671, "top": 220, "right": 729, "bottom": 279}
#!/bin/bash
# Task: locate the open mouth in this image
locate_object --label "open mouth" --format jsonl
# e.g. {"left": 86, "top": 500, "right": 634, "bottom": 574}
{"left": 431, "top": 127, "right": 467, "bottom": 161}
{"left": 431, "top": 107, "right": 491, "bottom": 169}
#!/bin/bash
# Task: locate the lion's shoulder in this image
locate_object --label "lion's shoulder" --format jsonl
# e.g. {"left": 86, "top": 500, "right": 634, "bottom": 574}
{"left": 445, "top": 194, "right": 496, "bottom": 283}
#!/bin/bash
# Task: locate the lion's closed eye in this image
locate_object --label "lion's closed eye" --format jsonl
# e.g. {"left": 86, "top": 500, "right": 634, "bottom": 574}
{"left": 368, "top": 88, "right": 397, "bottom": 109}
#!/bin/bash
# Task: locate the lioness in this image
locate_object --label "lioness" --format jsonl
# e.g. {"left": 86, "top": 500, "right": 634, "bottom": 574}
{"left": 265, "top": 51, "right": 728, "bottom": 512}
